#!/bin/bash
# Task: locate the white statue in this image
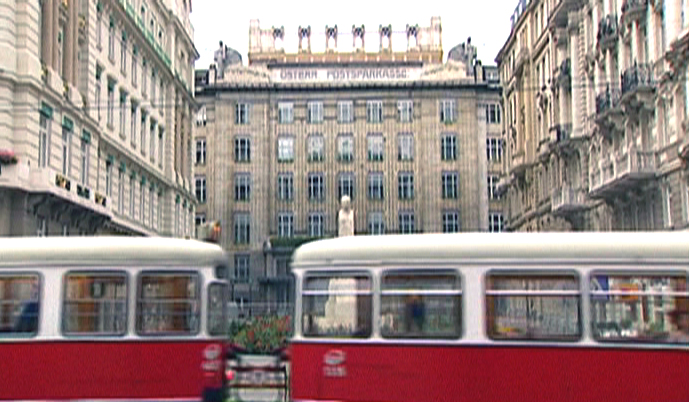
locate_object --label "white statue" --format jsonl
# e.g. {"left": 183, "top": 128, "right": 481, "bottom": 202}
{"left": 338, "top": 195, "right": 354, "bottom": 237}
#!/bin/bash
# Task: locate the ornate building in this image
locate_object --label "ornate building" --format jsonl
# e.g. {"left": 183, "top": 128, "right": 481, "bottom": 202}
{"left": 0, "top": 0, "right": 197, "bottom": 237}
{"left": 194, "top": 18, "right": 504, "bottom": 315}
{"left": 497, "top": 0, "right": 689, "bottom": 232}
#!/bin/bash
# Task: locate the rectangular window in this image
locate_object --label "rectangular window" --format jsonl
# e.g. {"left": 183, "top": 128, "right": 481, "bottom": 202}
{"left": 443, "top": 211, "right": 459, "bottom": 233}
{"left": 108, "top": 23, "right": 115, "bottom": 61}
{"left": 307, "top": 102, "right": 323, "bottom": 124}
{"left": 151, "top": 73, "right": 156, "bottom": 107}
{"left": 61, "top": 127, "right": 71, "bottom": 176}
{"left": 95, "top": 79, "right": 102, "bottom": 122}
{"left": 235, "top": 103, "right": 250, "bottom": 125}
{"left": 590, "top": 273, "right": 688, "bottom": 343}
{"left": 278, "top": 102, "right": 293, "bottom": 124}
{"left": 234, "top": 213, "right": 250, "bottom": 245}
{"left": 120, "top": 36, "right": 127, "bottom": 73}
{"left": 132, "top": 53, "right": 138, "bottom": 86}
{"left": 302, "top": 274, "right": 372, "bottom": 338}
{"left": 235, "top": 137, "right": 251, "bottom": 162}
{"left": 398, "top": 100, "right": 413, "bottom": 123}
{"left": 338, "top": 101, "right": 353, "bottom": 123}
{"left": 0, "top": 274, "right": 40, "bottom": 336}
{"left": 488, "top": 175, "right": 501, "bottom": 200}
{"left": 118, "top": 170, "right": 124, "bottom": 213}
{"left": 62, "top": 273, "right": 127, "bottom": 335}
{"left": 119, "top": 93, "right": 126, "bottom": 137}
{"left": 277, "top": 173, "right": 293, "bottom": 201}
{"left": 278, "top": 212, "right": 294, "bottom": 238}
{"left": 142, "top": 63, "right": 148, "bottom": 97}
{"left": 398, "top": 211, "right": 415, "bottom": 234}
{"left": 96, "top": 12, "right": 102, "bottom": 48}
{"left": 337, "top": 134, "right": 354, "bottom": 162}
{"left": 150, "top": 189, "right": 155, "bottom": 229}
{"left": 368, "top": 134, "right": 384, "bottom": 161}
{"left": 278, "top": 137, "right": 294, "bottom": 162}
{"left": 234, "top": 254, "right": 250, "bottom": 281}
{"left": 129, "top": 176, "right": 135, "bottom": 217}
{"left": 105, "top": 162, "right": 112, "bottom": 197}
{"left": 308, "top": 213, "right": 324, "bottom": 237}
{"left": 195, "top": 213, "right": 206, "bottom": 226}
{"left": 338, "top": 172, "right": 355, "bottom": 201}
{"left": 130, "top": 106, "right": 137, "bottom": 147}
{"left": 398, "top": 172, "right": 414, "bottom": 200}
{"left": 489, "top": 213, "right": 505, "bottom": 232}
{"left": 368, "top": 172, "right": 384, "bottom": 200}
{"left": 398, "top": 133, "right": 414, "bottom": 161}
{"left": 486, "top": 274, "right": 580, "bottom": 340}
{"left": 80, "top": 140, "right": 89, "bottom": 186}
{"left": 487, "top": 104, "right": 501, "bottom": 124}
{"left": 39, "top": 115, "right": 50, "bottom": 168}
{"left": 308, "top": 135, "right": 325, "bottom": 162}
{"left": 158, "top": 129, "right": 164, "bottom": 167}
{"left": 442, "top": 172, "right": 459, "bottom": 199}
{"left": 663, "top": 185, "right": 673, "bottom": 227}
{"left": 150, "top": 122, "right": 156, "bottom": 163}
{"left": 196, "top": 139, "right": 206, "bottom": 165}
{"left": 234, "top": 174, "right": 251, "bottom": 201}
{"left": 141, "top": 115, "right": 149, "bottom": 154}
{"left": 136, "top": 273, "right": 200, "bottom": 335}
{"left": 367, "top": 101, "right": 383, "bottom": 123}
{"left": 380, "top": 271, "right": 462, "bottom": 339}
{"left": 308, "top": 173, "right": 325, "bottom": 201}
{"left": 487, "top": 138, "right": 503, "bottom": 162}
{"left": 195, "top": 175, "right": 206, "bottom": 204}
{"left": 440, "top": 100, "right": 456, "bottom": 123}
{"left": 107, "top": 84, "right": 114, "bottom": 127}
{"left": 207, "top": 283, "right": 228, "bottom": 336}
{"left": 140, "top": 184, "right": 145, "bottom": 222}
{"left": 368, "top": 211, "right": 385, "bottom": 235}
{"left": 442, "top": 134, "right": 457, "bottom": 160}
{"left": 36, "top": 216, "right": 47, "bottom": 236}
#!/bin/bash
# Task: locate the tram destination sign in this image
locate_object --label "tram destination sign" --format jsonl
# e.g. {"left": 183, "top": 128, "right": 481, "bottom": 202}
{"left": 272, "top": 67, "right": 423, "bottom": 83}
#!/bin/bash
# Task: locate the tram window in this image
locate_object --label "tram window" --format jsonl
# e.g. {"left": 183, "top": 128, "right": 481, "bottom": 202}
{"left": 136, "top": 272, "right": 200, "bottom": 335}
{"left": 302, "top": 274, "right": 372, "bottom": 338}
{"left": 208, "top": 282, "right": 228, "bottom": 336}
{"left": 486, "top": 274, "right": 581, "bottom": 341}
{"left": 62, "top": 273, "right": 127, "bottom": 336}
{"left": 380, "top": 271, "right": 462, "bottom": 339}
{"left": 0, "top": 274, "right": 40, "bottom": 336}
{"left": 590, "top": 273, "right": 689, "bottom": 344}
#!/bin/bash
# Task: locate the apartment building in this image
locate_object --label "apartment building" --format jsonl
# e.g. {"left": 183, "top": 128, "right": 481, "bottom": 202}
{"left": 0, "top": 0, "right": 197, "bottom": 236}
{"left": 496, "top": 0, "right": 689, "bottom": 231}
{"left": 194, "top": 18, "right": 504, "bottom": 314}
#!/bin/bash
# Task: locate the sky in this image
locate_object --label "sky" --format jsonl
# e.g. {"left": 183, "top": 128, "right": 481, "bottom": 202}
{"left": 189, "top": 0, "right": 519, "bottom": 69}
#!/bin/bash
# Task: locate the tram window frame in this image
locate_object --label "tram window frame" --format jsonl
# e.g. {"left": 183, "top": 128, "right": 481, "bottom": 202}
{"left": 61, "top": 271, "right": 129, "bottom": 337}
{"left": 135, "top": 271, "right": 202, "bottom": 337}
{"left": 207, "top": 281, "right": 228, "bottom": 337}
{"left": 302, "top": 271, "right": 372, "bottom": 339}
{"left": 589, "top": 270, "right": 689, "bottom": 344}
{"left": 0, "top": 272, "right": 41, "bottom": 337}
{"left": 380, "top": 269, "right": 462, "bottom": 340}
{"left": 485, "top": 270, "right": 582, "bottom": 342}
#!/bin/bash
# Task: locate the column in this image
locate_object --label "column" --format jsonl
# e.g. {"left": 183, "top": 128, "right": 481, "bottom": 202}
{"left": 51, "top": 0, "right": 59, "bottom": 71}
{"left": 631, "top": 20, "right": 639, "bottom": 65}
{"left": 570, "top": 22, "right": 581, "bottom": 135}
{"left": 557, "top": 40, "right": 568, "bottom": 124}
{"left": 41, "top": 0, "right": 53, "bottom": 65}
{"left": 70, "top": 0, "right": 78, "bottom": 85}
{"left": 592, "top": 4, "right": 599, "bottom": 47}
{"left": 665, "top": 0, "right": 678, "bottom": 52}
{"left": 63, "top": 0, "right": 74, "bottom": 82}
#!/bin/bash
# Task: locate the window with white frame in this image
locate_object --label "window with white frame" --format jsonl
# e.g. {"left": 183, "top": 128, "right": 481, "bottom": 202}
{"left": 119, "top": 92, "right": 127, "bottom": 137}
{"left": 80, "top": 139, "right": 89, "bottom": 186}
{"left": 96, "top": 11, "right": 102, "bottom": 48}
{"left": 682, "top": 180, "right": 689, "bottom": 224}
{"left": 338, "top": 172, "right": 355, "bottom": 201}
{"left": 307, "top": 102, "right": 323, "bottom": 124}
{"left": 150, "top": 188, "right": 155, "bottom": 228}
{"left": 95, "top": 72, "right": 102, "bottom": 122}
{"left": 130, "top": 104, "right": 137, "bottom": 146}
{"left": 337, "top": 134, "right": 354, "bottom": 162}
{"left": 488, "top": 175, "right": 501, "bottom": 200}
{"left": 338, "top": 101, "right": 353, "bottom": 123}
{"left": 278, "top": 102, "right": 293, "bottom": 124}
{"left": 141, "top": 114, "right": 149, "bottom": 153}
{"left": 489, "top": 213, "right": 505, "bottom": 232}
{"left": 118, "top": 170, "right": 124, "bottom": 213}
{"left": 108, "top": 20, "right": 115, "bottom": 61}
{"left": 142, "top": 61, "right": 148, "bottom": 97}
{"left": 442, "top": 172, "right": 459, "bottom": 199}
{"left": 368, "top": 134, "right": 384, "bottom": 161}
{"left": 158, "top": 128, "right": 164, "bottom": 167}
{"left": 398, "top": 133, "right": 414, "bottom": 161}
{"left": 234, "top": 213, "right": 250, "bottom": 245}
{"left": 368, "top": 172, "right": 384, "bottom": 200}
{"left": 398, "top": 211, "right": 415, "bottom": 234}
{"left": 36, "top": 216, "right": 47, "bottom": 236}
{"left": 308, "top": 213, "right": 324, "bottom": 237}
{"left": 39, "top": 114, "right": 50, "bottom": 168}
{"left": 235, "top": 174, "right": 251, "bottom": 201}
{"left": 440, "top": 100, "right": 456, "bottom": 123}
{"left": 278, "top": 137, "right": 294, "bottom": 162}
{"left": 129, "top": 175, "right": 135, "bottom": 217}
{"left": 487, "top": 104, "right": 501, "bottom": 124}
{"left": 196, "top": 139, "right": 206, "bottom": 165}
{"left": 398, "top": 172, "right": 414, "bottom": 200}
{"left": 120, "top": 32, "right": 127, "bottom": 73}
{"left": 107, "top": 81, "right": 115, "bottom": 127}
{"left": 308, "top": 173, "right": 324, "bottom": 201}
{"left": 367, "top": 101, "right": 383, "bottom": 123}
{"left": 308, "top": 135, "right": 324, "bottom": 162}
{"left": 150, "top": 123, "right": 156, "bottom": 162}
{"left": 487, "top": 138, "right": 504, "bottom": 162}
{"left": 61, "top": 126, "right": 71, "bottom": 176}
{"left": 443, "top": 211, "right": 460, "bottom": 233}
{"left": 132, "top": 50, "right": 138, "bottom": 86}
{"left": 368, "top": 212, "right": 385, "bottom": 234}
{"left": 140, "top": 182, "right": 145, "bottom": 222}
{"left": 663, "top": 184, "right": 673, "bottom": 228}
{"left": 278, "top": 212, "right": 294, "bottom": 238}
{"left": 277, "top": 173, "right": 293, "bottom": 201}
{"left": 398, "top": 100, "right": 413, "bottom": 122}
{"left": 105, "top": 161, "right": 112, "bottom": 197}
{"left": 195, "top": 175, "right": 206, "bottom": 204}
{"left": 235, "top": 103, "right": 250, "bottom": 125}
{"left": 442, "top": 134, "right": 457, "bottom": 161}
{"left": 234, "top": 254, "right": 250, "bottom": 281}
{"left": 234, "top": 137, "right": 250, "bottom": 162}
{"left": 150, "top": 71, "right": 156, "bottom": 107}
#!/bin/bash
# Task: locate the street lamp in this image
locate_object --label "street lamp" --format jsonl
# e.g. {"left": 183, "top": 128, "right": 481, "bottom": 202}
{"left": 262, "top": 239, "right": 272, "bottom": 316}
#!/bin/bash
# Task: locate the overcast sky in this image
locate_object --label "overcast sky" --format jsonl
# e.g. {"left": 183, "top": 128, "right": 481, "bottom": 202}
{"left": 189, "top": 0, "right": 518, "bottom": 69}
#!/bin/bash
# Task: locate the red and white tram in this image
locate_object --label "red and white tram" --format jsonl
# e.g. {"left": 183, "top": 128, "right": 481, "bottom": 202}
{"left": 288, "top": 232, "right": 689, "bottom": 402}
{"left": 0, "top": 236, "right": 229, "bottom": 402}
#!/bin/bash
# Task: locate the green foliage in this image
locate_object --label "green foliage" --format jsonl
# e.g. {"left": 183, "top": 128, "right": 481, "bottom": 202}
{"left": 230, "top": 315, "right": 291, "bottom": 354}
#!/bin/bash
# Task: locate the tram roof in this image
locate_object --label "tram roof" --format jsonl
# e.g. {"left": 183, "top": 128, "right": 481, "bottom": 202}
{"left": 0, "top": 236, "right": 227, "bottom": 267}
{"left": 291, "top": 232, "right": 689, "bottom": 266}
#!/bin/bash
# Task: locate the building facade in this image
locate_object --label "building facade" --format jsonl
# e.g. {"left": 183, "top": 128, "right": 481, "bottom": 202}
{"left": 0, "top": 0, "right": 197, "bottom": 237}
{"left": 194, "top": 18, "right": 504, "bottom": 315}
{"left": 496, "top": 0, "right": 689, "bottom": 232}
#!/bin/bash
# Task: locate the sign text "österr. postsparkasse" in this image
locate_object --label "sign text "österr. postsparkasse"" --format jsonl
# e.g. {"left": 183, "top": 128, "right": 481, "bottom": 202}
{"left": 277, "top": 68, "right": 413, "bottom": 82}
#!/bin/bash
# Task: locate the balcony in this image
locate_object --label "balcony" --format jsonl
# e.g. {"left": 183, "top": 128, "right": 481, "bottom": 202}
{"left": 556, "top": 58, "right": 571, "bottom": 89}
{"left": 511, "top": 151, "right": 529, "bottom": 176}
{"left": 595, "top": 87, "right": 624, "bottom": 135}
{"left": 621, "top": 0, "right": 648, "bottom": 25}
{"left": 551, "top": 186, "right": 588, "bottom": 215}
{"left": 620, "top": 63, "right": 655, "bottom": 111}
{"left": 589, "top": 150, "right": 657, "bottom": 198}
{"left": 597, "top": 15, "right": 619, "bottom": 52}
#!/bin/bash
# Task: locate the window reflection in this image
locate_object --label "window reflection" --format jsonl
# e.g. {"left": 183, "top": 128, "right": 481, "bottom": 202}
{"left": 302, "top": 275, "right": 371, "bottom": 338}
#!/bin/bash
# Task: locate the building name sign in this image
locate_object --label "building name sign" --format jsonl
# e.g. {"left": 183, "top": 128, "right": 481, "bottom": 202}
{"left": 274, "top": 67, "right": 422, "bottom": 82}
